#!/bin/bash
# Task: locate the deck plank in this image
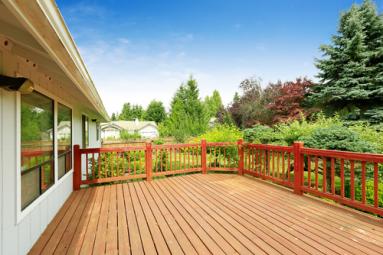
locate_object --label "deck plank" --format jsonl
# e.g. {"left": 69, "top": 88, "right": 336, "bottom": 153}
{"left": 105, "top": 184, "right": 118, "bottom": 255}
{"left": 93, "top": 185, "right": 111, "bottom": 255}
{"left": 161, "top": 178, "right": 262, "bottom": 254}
{"left": 143, "top": 182, "right": 204, "bottom": 254}
{"left": 205, "top": 174, "right": 383, "bottom": 254}
{"left": 171, "top": 176, "right": 302, "bottom": 255}
{"left": 28, "top": 174, "right": 383, "bottom": 255}
{"left": 128, "top": 182, "right": 157, "bottom": 255}
{"left": 138, "top": 181, "right": 189, "bottom": 255}
{"left": 65, "top": 187, "right": 98, "bottom": 254}
{"left": 28, "top": 191, "right": 79, "bottom": 255}
{"left": 53, "top": 188, "right": 93, "bottom": 255}
{"left": 40, "top": 188, "right": 86, "bottom": 255}
{"left": 194, "top": 174, "right": 383, "bottom": 255}
{"left": 80, "top": 186, "right": 105, "bottom": 254}
{"left": 116, "top": 184, "right": 130, "bottom": 255}
{"left": 123, "top": 183, "right": 145, "bottom": 255}
{"left": 152, "top": 181, "right": 228, "bottom": 254}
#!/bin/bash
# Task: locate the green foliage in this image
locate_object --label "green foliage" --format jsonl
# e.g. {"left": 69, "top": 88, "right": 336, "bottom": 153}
{"left": 204, "top": 90, "right": 223, "bottom": 118}
{"left": 310, "top": 0, "right": 383, "bottom": 122}
{"left": 243, "top": 114, "right": 383, "bottom": 153}
{"left": 301, "top": 125, "right": 377, "bottom": 152}
{"left": 152, "top": 138, "right": 165, "bottom": 145}
{"left": 145, "top": 100, "right": 167, "bottom": 123}
{"left": 163, "top": 76, "right": 209, "bottom": 142}
{"left": 192, "top": 125, "right": 242, "bottom": 143}
{"left": 275, "top": 113, "right": 343, "bottom": 145}
{"left": 119, "top": 103, "right": 145, "bottom": 120}
{"left": 192, "top": 125, "right": 241, "bottom": 167}
{"left": 229, "top": 77, "right": 313, "bottom": 127}
{"left": 354, "top": 180, "right": 383, "bottom": 207}
{"left": 348, "top": 122, "right": 383, "bottom": 152}
{"left": 120, "top": 130, "right": 141, "bottom": 140}
{"left": 111, "top": 113, "right": 118, "bottom": 121}
{"left": 243, "top": 125, "right": 276, "bottom": 144}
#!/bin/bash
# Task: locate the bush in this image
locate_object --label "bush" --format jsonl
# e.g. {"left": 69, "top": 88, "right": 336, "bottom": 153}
{"left": 120, "top": 130, "right": 141, "bottom": 140}
{"left": 301, "top": 125, "right": 377, "bottom": 153}
{"left": 348, "top": 122, "right": 383, "bottom": 153}
{"left": 191, "top": 125, "right": 242, "bottom": 143}
{"left": 191, "top": 125, "right": 242, "bottom": 167}
{"left": 243, "top": 125, "right": 276, "bottom": 144}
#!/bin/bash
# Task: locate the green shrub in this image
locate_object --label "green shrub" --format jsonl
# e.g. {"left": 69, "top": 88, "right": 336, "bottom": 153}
{"left": 192, "top": 124, "right": 242, "bottom": 143}
{"left": 120, "top": 130, "right": 141, "bottom": 140}
{"left": 243, "top": 125, "right": 276, "bottom": 144}
{"left": 354, "top": 180, "right": 383, "bottom": 207}
{"left": 192, "top": 125, "right": 242, "bottom": 167}
{"left": 348, "top": 122, "right": 383, "bottom": 153}
{"left": 301, "top": 125, "right": 377, "bottom": 153}
{"left": 275, "top": 113, "right": 342, "bottom": 145}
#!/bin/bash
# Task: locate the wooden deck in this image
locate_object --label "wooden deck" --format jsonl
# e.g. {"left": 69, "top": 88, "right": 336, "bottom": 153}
{"left": 29, "top": 174, "right": 383, "bottom": 255}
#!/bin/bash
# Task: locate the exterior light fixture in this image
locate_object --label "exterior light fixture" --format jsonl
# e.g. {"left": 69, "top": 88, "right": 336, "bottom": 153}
{"left": 0, "top": 74, "right": 34, "bottom": 94}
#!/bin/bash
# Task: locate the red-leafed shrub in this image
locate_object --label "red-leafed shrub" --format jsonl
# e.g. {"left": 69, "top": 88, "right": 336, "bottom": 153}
{"left": 267, "top": 78, "right": 314, "bottom": 123}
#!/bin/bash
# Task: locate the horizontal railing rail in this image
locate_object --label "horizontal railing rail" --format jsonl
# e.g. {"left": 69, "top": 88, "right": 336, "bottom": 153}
{"left": 300, "top": 147, "right": 383, "bottom": 216}
{"left": 73, "top": 140, "right": 383, "bottom": 217}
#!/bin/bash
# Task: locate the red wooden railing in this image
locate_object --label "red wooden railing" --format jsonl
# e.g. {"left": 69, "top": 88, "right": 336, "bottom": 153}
{"left": 73, "top": 140, "right": 383, "bottom": 216}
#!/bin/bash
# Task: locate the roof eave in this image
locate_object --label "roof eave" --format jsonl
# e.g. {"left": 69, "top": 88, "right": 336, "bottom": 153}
{"left": 2, "top": 0, "right": 109, "bottom": 121}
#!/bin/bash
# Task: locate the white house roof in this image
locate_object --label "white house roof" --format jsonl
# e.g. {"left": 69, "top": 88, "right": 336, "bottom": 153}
{"left": 1, "top": 0, "right": 109, "bottom": 121}
{"left": 101, "top": 121, "right": 157, "bottom": 132}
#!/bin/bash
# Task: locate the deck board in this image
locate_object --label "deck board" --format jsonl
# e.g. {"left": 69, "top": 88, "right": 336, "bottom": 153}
{"left": 29, "top": 174, "right": 383, "bottom": 255}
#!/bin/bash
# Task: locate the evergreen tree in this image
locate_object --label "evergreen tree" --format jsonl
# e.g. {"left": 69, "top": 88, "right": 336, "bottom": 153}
{"left": 145, "top": 100, "right": 167, "bottom": 123}
{"left": 203, "top": 90, "right": 223, "bottom": 118}
{"left": 165, "top": 76, "right": 208, "bottom": 141}
{"left": 119, "top": 103, "right": 145, "bottom": 120}
{"left": 310, "top": 0, "right": 383, "bottom": 122}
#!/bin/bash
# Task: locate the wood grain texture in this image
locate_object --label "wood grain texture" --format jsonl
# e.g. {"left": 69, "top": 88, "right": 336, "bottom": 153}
{"left": 29, "top": 174, "right": 383, "bottom": 254}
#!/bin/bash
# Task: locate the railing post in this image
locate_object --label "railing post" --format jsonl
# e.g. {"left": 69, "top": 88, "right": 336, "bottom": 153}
{"left": 237, "top": 139, "right": 244, "bottom": 175}
{"left": 293, "top": 142, "right": 304, "bottom": 195}
{"left": 146, "top": 142, "right": 153, "bottom": 181}
{"left": 73, "top": 144, "right": 81, "bottom": 190}
{"left": 201, "top": 139, "right": 207, "bottom": 174}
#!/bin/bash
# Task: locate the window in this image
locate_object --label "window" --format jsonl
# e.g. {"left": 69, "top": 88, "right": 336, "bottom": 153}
{"left": 96, "top": 122, "right": 100, "bottom": 141}
{"left": 82, "top": 115, "right": 89, "bottom": 148}
{"left": 21, "top": 92, "right": 54, "bottom": 209}
{"left": 58, "top": 104, "right": 72, "bottom": 179}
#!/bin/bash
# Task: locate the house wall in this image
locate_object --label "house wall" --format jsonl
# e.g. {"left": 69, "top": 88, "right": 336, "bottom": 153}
{"left": 101, "top": 127, "right": 120, "bottom": 139}
{"left": 139, "top": 125, "right": 159, "bottom": 139}
{"left": 0, "top": 49, "right": 100, "bottom": 254}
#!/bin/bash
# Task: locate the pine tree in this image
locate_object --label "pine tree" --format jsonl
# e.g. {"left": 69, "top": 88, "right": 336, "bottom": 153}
{"left": 165, "top": 76, "right": 208, "bottom": 141}
{"left": 204, "top": 90, "right": 223, "bottom": 118}
{"left": 310, "top": 0, "right": 383, "bottom": 122}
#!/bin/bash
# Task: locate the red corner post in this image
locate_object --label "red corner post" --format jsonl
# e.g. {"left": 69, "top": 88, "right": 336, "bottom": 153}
{"left": 201, "top": 139, "right": 207, "bottom": 174}
{"left": 237, "top": 139, "right": 244, "bottom": 175}
{"left": 146, "top": 142, "right": 153, "bottom": 181}
{"left": 73, "top": 145, "right": 81, "bottom": 190}
{"left": 293, "top": 142, "right": 304, "bottom": 195}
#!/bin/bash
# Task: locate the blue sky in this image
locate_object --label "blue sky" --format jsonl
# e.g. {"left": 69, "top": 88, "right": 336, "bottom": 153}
{"left": 56, "top": 0, "right": 383, "bottom": 114}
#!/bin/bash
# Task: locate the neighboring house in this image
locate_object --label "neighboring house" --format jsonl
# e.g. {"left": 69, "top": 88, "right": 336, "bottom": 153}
{"left": 101, "top": 119, "right": 159, "bottom": 139}
{"left": 0, "top": 1, "right": 108, "bottom": 254}
{"left": 47, "top": 121, "right": 71, "bottom": 140}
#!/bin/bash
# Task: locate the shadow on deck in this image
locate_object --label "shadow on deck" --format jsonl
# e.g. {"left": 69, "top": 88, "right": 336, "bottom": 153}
{"left": 29, "top": 174, "right": 383, "bottom": 255}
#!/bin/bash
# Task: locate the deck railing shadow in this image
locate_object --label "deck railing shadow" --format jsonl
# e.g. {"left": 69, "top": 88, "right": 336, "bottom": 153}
{"left": 73, "top": 140, "right": 383, "bottom": 217}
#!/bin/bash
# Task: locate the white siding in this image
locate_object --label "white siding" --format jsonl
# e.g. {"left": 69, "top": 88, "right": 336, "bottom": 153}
{"left": 0, "top": 90, "right": 75, "bottom": 255}
{"left": 139, "top": 125, "right": 159, "bottom": 139}
{"left": 0, "top": 52, "right": 102, "bottom": 255}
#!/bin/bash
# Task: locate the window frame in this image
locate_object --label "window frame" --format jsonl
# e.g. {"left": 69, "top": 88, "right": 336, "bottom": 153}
{"left": 82, "top": 114, "right": 89, "bottom": 148}
{"left": 16, "top": 87, "right": 74, "bottom": 223}
{"left": 57, "top": 103, "right": 73, "bottom": 179}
